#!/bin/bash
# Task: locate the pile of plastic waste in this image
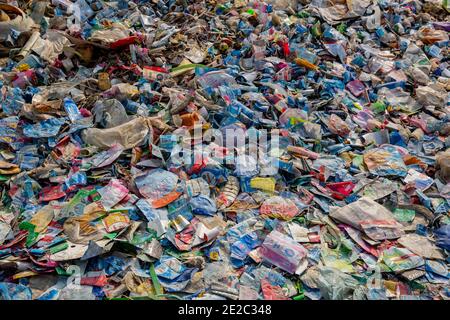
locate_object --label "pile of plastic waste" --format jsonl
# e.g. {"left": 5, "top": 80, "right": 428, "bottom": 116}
{"left": 0, "top": 0, "right": 449, "bottom": 300}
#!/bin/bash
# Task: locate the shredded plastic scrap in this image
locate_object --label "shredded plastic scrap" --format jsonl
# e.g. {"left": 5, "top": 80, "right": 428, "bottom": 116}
{"left": 0, "top": 0, "right": 449, "bottom": 300}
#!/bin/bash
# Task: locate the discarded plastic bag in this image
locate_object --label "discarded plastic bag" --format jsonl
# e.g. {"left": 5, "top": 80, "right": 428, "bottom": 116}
{"left": 81, "top": 117, "right": 153, "bottom": 150}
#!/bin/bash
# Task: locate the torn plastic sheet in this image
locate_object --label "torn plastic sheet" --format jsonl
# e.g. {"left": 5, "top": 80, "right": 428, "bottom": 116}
{"left": 330, "top": 198, "right": 404, "bottom": 241}
{"left": 363, "top": 145, "right": 408, "bottom": 177}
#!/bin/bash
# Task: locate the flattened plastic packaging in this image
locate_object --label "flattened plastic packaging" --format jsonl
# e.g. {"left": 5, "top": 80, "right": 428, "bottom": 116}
{"left": 330, "top": 198, "right": 404, "bottom": 241}
{"left": 0, "top": 0, "right": 449, "bottom": 302}
{"left": 82, "top": 117, "right": 153, "bottom": 150}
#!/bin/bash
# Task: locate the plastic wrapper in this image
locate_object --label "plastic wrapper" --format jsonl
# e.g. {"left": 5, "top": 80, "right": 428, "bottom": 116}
{"left": 0, "top": 282, "right": 32, "bottom": 300}
{"left": 316, "top": 267, "right": 360, "bottom": 300}
{"left": 81, "top": 117, "right": 152, "bottom": 150}
{"left": 189, "top": 195, "right": 217, "bottom": 216}
{"left": 363, "top": 145, "right": 408, "bottom": 177}
{"left": 381, "top": 247, "right": 425, "bottom": 272}
{"left": 403, "top": 169, "right": 434, "bottom": 191}
{"left": 92, "top": 99, "right": 130, "bottom": 129}
{"left": 98, "top": 179, "right": 129, "bottom": 210}
{"left": 260, "top": 196, "right": 299, "bottom": 220}
{"left": 260, "top": 230, "right": 307, "bottom": 274}
{"left": 23, "top": 118, "right": 65, "bottom": 138}
{"left": 398, "top": 234, "right": 445, "bottom": 260}
{"left": 434, "top": 225, "right": 450, "bottom": 251}
{"left": 135, "top": 169, "right": 179, "bottom": 202}
{"left": 330, "top": 198, "right": 404, "bottom": 241}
